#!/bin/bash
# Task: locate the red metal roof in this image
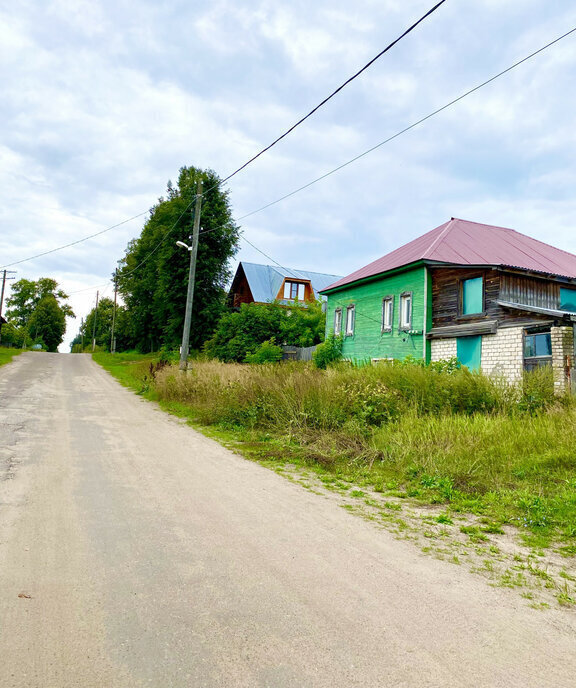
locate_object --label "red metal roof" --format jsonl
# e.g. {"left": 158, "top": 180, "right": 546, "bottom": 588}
{"left": 324, "top": 218, "right": 576, "bottom": 291}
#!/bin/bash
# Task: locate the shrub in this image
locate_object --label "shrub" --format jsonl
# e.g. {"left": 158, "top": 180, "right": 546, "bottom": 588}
{"left": 312, "top": 332, "right": 343, "bottom": 369}
{"left": 245, "top": 339, "right": 283, "bottom": 364}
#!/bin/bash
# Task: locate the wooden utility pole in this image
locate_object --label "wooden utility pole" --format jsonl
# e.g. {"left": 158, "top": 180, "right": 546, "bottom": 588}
{"left": 110, "top": 270, "right": 118, "bottom": 354}
{"left": 80, "top": 317, "right": 85, "bottom": 352}
{"left": 179, "top": 181, "right": 203, "bottom": 371}
{"left": 0, "top": 269, "right": 16, "bottom": 345}
{"left": 91, "top": 290, "right": 99, "bottom": 352}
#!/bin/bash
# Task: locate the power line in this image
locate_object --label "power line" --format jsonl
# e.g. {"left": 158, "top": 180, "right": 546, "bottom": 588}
{"left": 0, "top": 3, "right": 446, "bottom": 272}
{"left": 218, "top": 0, "right": 448, "bottom": 185}
{"left": 33, "top": 24, "right": 576, "bottom": 296}
{"left": 0, "top": 210, "right": 149, "bottom": 270}
{"left": 239, "top": 25, "right": 576, "bottom": 219}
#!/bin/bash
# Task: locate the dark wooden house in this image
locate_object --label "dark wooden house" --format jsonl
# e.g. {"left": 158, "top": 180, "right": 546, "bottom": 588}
{"left": 321, "top": 218, "right": 576, "bottom": 391}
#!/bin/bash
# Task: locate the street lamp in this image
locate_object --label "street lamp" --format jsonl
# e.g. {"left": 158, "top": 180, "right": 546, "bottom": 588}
{"left": 176, "top": 241, "right": 192, "bottom": 251}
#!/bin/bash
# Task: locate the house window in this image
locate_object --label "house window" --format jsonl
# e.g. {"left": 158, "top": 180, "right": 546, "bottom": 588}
{"left": 461, "top": 277, "right": 483, "bottom": 315}
{"left": 524, "top": 329, "right": 552, "bottom": 371}
{"left": 560, "top": 287, "right": 576, "bottom": 312}
{"left": 334, "top": 308, "right": 342, "bottom": 336}
{"left": 382, "top": 296, "right": 393, "bottom": 332}
{"left": 283, "top": 281, "right": 306, "bottom": 300}
{"left": 399, "top": 292, "right": 412, "bottom": 330}
{"left": 345, "top": 305, "right": 355, "bottom": 336}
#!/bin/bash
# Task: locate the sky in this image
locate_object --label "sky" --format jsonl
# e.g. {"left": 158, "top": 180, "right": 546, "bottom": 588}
{"left": 2, "top": 0, "right": 576, "bottom": 351}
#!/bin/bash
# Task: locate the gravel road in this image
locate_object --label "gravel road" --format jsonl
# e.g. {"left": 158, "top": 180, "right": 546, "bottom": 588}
{"left": 0, "top": 352, "right": 575, "bottom": 687}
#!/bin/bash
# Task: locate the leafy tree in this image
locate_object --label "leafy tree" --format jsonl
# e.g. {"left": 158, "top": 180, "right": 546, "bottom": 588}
{"left": 28, "top": 295, "right": 66, "bottom": 352}
{"left": 117, "top": 166, "right": 239, "bottom": 353}
{"left": 5, "top": 278, "right": 74, "bottom": 351}
{"left": 204, "top": 301, "right": 326, "bottom": 363}
{"left": 6, "top": 278, "right": 74, "bottom": 328}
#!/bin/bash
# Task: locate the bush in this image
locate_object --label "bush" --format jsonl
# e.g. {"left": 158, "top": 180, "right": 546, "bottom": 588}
{"left": 245, "top": 339, "right": 283, "bottom": 364}
{"left": 204, "top": 301, "right": 325, "bottom": 363}
{"left": 312, "top": 332, "right": 343, "bottom": 369}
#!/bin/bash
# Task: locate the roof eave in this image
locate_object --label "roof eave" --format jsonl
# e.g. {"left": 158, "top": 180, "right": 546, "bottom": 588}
{"left": 320, "top": 260, "right": 428, "bottom": 295}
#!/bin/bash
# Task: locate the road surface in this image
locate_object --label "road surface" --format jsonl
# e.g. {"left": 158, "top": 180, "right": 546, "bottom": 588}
{"left": 0, "top": 352, "right": 574, "bottom": 687}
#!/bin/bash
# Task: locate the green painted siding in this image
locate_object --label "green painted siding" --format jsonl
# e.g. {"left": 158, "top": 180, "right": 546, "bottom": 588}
{"left": 325, "top": 265, "right": 429, "bottom": 362}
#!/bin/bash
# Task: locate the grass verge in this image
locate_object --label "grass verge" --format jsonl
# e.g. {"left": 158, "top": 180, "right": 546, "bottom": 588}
{"left": 0, "top": 347, "right": 22, "bottom": 368}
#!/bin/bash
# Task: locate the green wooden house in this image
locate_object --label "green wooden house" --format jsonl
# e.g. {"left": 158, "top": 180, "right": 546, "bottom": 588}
{"left": 321, "top": 218, "right": 576, "bottom": 391}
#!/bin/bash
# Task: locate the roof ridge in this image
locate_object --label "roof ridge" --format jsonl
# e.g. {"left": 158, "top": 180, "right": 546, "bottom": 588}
{"left": 422, "top": 218, "right": 455, "bottom": 258}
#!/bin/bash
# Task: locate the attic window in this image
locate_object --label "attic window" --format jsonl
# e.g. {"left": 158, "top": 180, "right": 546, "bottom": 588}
{"left": 283, "top": 281, "right": 306, "bottom": 300}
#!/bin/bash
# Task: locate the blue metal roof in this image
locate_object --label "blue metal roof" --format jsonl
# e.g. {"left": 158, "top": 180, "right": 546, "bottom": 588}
{"left": 239, "top": 262, "right": 342, "bottom": 302}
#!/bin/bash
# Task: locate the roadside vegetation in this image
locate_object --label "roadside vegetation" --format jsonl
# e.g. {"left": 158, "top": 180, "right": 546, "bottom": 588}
{"left": 93, "top": 352, "right": 576, "bottom": 551}
{"left": 0, "top": 347, "right": 22, "bottom": 367}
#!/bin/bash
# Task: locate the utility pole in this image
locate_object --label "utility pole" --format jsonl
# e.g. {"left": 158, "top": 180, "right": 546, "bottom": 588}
{"left": 0, "top": 269, "right": 16, "bottom": 346}
{"left": 110, "top": 269, "right": 118, "bottom": 354}
{"left": 179, "top": 180, "right": 203, "bottom": 371}
{"left": 91, "top": 290, "right": 99, "bottom": 352}
{"left": 80, "top": 317, "right": 85, "bottom": 352}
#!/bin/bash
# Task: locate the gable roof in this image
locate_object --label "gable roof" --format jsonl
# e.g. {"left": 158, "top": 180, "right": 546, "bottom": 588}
{"left": 323, "top": 218, "right": 576, "bottom": 292}
{"left": 236, "top": 262, "right": 342, "bottom": 302}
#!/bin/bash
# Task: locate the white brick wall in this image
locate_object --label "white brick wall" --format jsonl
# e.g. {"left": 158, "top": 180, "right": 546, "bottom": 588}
{"left": 430, "top": 338, "right": 457, "bottom": 361}
{"left": 481, "top": 327, "right": 524, "bottom": 381}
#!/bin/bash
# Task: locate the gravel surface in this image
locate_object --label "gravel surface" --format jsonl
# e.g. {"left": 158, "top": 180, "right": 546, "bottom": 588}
{"left": 1, "top": 352, "right": 575, "bottom": 687}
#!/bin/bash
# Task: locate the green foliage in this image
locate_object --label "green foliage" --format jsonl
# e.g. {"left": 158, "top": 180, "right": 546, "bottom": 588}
{"left": 28, "top": 295, "right": 66, "bottom": 351}
{"left": 245, "top": 339, "right": 283, "bottom": 364}
{"left": 0, "top": 321, "right": 25, "bottom": 348}
{"left": 312, "top": 332, "right": 343, "bottom": 369}
{"left": 117, "top": 166, "right": 239, "bottom": 353}
{"left": 5, "top": 277, "right": 73, "bottom": 352}
{"left": 6, "top": 277, "right": 74, "bottom": 328}
{"left": 72, "top": 297, "right": 133, "bottom": 353}
{"left": 204, "top": 301, "right": 325, "bottom": 362}
{"left": 518, "top": 365, "right": 556, "bottom": 413}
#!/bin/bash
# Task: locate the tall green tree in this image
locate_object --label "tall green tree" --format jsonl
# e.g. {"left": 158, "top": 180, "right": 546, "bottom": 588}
{"left": 28, "top": 295, "right": 66, "bottom": 352}
{"left": 6, "top": 278, "right": 74, "bottom": 328}
{"left": 6, "top": 278, "right": 74, "bottom": 351}
{"left": 117, "top": 167, "right": 239, "bottom": 352}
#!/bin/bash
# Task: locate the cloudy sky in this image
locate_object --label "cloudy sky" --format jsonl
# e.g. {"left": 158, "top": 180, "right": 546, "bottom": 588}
{"left": 2, "top": 0, "right": 576, "bottom": 350}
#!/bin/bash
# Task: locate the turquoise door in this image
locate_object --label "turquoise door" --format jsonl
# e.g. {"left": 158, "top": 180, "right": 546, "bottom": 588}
{"left": 457, "top": 335, "right": 482, "bottom": 371}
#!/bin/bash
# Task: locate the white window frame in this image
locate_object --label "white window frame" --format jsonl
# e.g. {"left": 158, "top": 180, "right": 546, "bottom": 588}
{"left": 334, "top": 308, "right": 342, "bottom": 336}
{"left": 382, "top": 295, "right": 394, "bottom": 332}
{"left": 399, "top": 292, "right": 412, "bottom": 330}
{"left": 283, "top": 280, "right": 307, "bottom": 301}
{"left": 345, "top": 305, "right": 355, "bottom": 336}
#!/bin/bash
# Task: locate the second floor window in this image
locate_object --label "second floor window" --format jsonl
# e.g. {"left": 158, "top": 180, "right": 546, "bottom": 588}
{"left": 382, "top": 296, "right": 393, "bottom": 332}
{"left": 461, "top": 277, "right": 483, "bottom": 315}
{"left": 399, "top": 292, "right": 412, "bottom": 330}
{"left": 345, "top": 305, "right": 355, "bottom": 336}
